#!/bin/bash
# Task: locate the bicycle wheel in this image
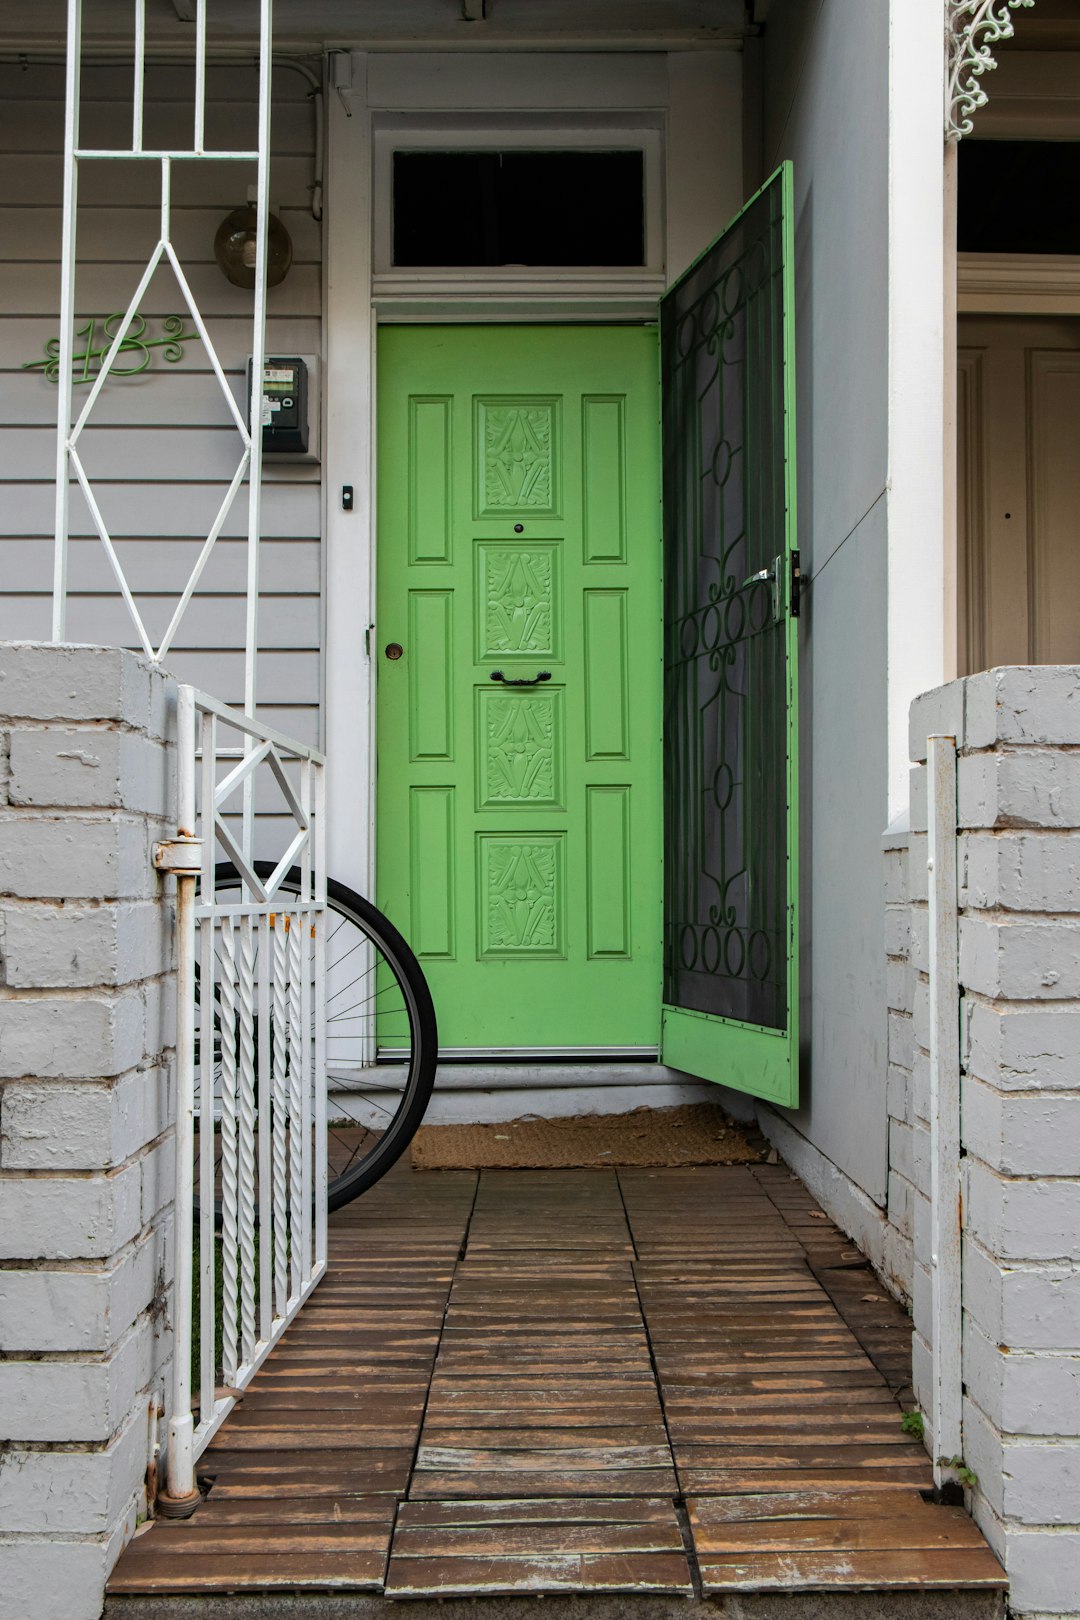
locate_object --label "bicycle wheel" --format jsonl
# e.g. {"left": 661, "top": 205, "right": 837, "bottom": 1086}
{"left": 194, "top": 861, "right": 438, "bottom": 1211}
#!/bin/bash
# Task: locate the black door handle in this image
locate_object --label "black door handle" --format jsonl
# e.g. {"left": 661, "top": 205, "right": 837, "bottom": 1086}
{"left": 489, "top": 671, "right": 552, "bottom": 687}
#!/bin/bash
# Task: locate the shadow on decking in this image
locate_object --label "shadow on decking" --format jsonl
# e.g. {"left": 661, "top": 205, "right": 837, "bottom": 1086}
{"left": 106, "top": 1161, "right": 1006, "bottom": 1611}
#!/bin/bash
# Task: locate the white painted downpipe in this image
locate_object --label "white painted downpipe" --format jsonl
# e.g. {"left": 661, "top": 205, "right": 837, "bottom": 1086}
{"left": 163, "top": 684, "right": 202, "bottom": 1514}
{"left": 927, "top": 733, "right": 963, "bottom": 1491}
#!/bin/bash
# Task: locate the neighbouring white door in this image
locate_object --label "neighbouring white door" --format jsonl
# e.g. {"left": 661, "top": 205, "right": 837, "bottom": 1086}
{"left": 959, "top": 314, "right": 1080, "bottom": 672}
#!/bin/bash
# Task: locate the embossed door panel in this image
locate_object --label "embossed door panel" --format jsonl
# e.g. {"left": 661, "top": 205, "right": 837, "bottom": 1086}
{"left": 660, "top": 166, "right": 799, "bottom": 1106}
{"left": 377, "top": 326, "right": 662, "bottom": 1053}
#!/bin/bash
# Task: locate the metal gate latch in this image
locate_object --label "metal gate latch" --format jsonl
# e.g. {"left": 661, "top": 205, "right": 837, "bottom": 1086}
{"left": 153, "top": 836, "right": 204, "bottom": 877}
{"left": 742, "top": 557, "right": 785, "bottom": 624}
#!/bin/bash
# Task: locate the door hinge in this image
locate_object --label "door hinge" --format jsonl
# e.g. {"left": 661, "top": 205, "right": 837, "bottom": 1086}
{"left": 790, "top": 550, "right": 802, "bottom": 618}
{"left": 153, "top": 836, "right": 203, "bottom": 877}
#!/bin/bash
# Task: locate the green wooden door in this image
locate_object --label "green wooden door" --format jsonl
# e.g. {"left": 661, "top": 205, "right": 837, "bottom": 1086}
{"left": 376, "top": 325, "right": 662, "bottom": 1054}
{"left": 659, "top": 164, "right": 800, "bottom": 1106}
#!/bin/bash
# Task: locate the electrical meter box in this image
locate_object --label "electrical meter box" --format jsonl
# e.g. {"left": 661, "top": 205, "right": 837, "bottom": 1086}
{"left": 246, "top": 354, "right": 319, "bottom": 462}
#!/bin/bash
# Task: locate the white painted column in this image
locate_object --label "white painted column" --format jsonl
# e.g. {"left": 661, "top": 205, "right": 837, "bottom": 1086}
{"left": 322, "top": 51, "right": 375, "bottom": 897}
{"left": 886, "top": 0, "right": 948, "bottom": 821}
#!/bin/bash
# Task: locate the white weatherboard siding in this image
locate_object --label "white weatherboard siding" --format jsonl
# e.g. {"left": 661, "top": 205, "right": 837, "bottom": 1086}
{"left": 756, "top": 0, "right": 891, "bottom": 1212}
{"left": 0, "top": 60, "right": 323, "bottom": 856}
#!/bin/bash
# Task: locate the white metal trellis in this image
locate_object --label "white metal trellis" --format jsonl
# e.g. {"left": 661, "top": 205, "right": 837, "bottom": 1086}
{"left": 163, "top": 687, "right": 328, "bottom": 1507}
{"left": 48, "top": 0, "right": 335, "bottom": 1514}
{"left": 52, "top": 0, "right": 272, "bottom": 714}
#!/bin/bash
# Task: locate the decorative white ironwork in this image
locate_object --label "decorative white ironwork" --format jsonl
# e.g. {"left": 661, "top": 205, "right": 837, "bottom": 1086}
{"left": 168, "top": 688, "right": 327, "bottom": 1505}
{"left": 272, "top": 916, "right": 289, "bottom": 1320}
{"left": 946, "top": 0, "right": 1035, "bottom": 140}
{"left": 52, "top": 0, "right": 273, "bottom": 714}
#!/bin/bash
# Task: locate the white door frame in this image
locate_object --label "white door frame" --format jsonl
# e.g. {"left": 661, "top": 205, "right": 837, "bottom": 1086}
{"left": 321, "top": 47, "right": 744, "bottom": 899}
{"left": 324, "top": 52, "right": 376, "bottom": 899}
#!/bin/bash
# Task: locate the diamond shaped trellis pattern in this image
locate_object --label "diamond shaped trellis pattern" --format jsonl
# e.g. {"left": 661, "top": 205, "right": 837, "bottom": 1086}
{"left": 212, "top": 733, "right": 311, "bottom": 903}
{"left": 64, "top": 237, "right": 254, "bottom": 664}
{"left": 55, "top": 31, "right": 271, "bottom": 717}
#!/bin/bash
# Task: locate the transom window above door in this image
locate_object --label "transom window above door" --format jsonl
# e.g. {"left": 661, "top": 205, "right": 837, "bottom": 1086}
{"left": 372, "top": 119, "right": 665, "bottom": 302}
{"left": 392, "top": 149, "right": 645, "bottom": 267}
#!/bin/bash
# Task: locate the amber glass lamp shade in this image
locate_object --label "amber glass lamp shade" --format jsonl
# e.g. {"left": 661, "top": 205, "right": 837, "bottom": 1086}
{"left": 213, "top": 204, "right": 293, "bottom": 289}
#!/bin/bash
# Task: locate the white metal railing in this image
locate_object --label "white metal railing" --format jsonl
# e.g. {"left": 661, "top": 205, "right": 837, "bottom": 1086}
{"left": 159, "top": 686, "right": 327, "bottom": 1510}
{"left": 52, "top": 0, "right": 272, "bottom": 714}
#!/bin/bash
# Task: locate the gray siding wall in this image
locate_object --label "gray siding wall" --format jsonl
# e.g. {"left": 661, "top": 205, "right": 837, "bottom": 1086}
{"left": 0, "top": 60, "right": 323, "bottom": 777}
{"left": 758, "top": 1, "right": 891, "bottom": 1204}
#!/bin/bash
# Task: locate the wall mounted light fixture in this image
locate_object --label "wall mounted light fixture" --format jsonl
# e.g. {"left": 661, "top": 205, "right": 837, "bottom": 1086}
{"left": 214, "top": 189, "right": 293, "bottom": 288}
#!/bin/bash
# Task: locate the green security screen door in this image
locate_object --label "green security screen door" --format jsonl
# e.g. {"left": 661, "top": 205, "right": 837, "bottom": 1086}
{"left": 659, "top": 164, "right": 800, "bottom": 1107}
{"left": 376, "top": 326, "right": 662, "bottom": 1053}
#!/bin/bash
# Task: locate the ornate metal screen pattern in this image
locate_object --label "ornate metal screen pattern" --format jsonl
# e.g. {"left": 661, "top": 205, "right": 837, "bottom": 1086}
{"left": 662, "top": 179, "right": 789, "bottom": 1031}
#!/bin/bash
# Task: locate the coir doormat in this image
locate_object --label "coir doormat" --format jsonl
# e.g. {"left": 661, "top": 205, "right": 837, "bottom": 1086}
{"left": 408, "top": 1102, "right": 767, "bottom": 1171}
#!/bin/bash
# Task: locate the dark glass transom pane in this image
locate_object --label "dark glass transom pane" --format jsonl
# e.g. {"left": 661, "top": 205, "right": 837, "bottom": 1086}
{"left": 661, "top": 180, "right": 789, "bottom": 1031}
{"left": 959, "top": 141, "right": 1080, "bottom": 255}
{"left": 392, "top": 150, "right": 645, "bottom": 268}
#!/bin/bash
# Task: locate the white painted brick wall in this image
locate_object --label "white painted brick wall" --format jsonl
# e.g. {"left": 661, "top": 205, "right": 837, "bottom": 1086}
{"left": 0, "top": 1227, "right": 166, "bottom": 1354}
{"left": 8, "top": 726, "right": 173, "bottom": 816}
{"left": 2, "top": 901, "right": 173, "bottom": 989}
{"left": 887, "top": 667, "right": 1080, "bottom": 1619}
{"left": 881, "top": 826, "right": 917, "bottom": 1305}
{"left": 0, "top": 643, "right": 177, "bottom": 1620}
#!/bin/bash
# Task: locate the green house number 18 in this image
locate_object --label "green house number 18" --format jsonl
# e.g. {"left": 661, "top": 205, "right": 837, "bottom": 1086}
{"left": 22, "top": 313, "right": 198, "bottom": 384}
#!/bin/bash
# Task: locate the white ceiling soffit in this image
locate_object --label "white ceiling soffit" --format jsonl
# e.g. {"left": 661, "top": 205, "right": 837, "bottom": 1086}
{"left": 2, "top": 0, "right": 750, "bottom": 54}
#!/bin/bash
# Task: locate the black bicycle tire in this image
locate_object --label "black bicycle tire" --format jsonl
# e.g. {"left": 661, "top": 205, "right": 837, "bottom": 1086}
{"left": 205, "top": 860, "right": 439, "bottom": 1211}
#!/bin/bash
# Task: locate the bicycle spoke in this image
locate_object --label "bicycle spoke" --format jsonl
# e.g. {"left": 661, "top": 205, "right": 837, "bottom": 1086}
{"left": 193, "top": 865, "right": 437, "bottom": 1217}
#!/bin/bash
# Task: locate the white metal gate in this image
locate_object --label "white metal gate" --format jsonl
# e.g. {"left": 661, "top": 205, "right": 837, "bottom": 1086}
{"left": 163, "top": 689, "right": 328, "bottom": 1503}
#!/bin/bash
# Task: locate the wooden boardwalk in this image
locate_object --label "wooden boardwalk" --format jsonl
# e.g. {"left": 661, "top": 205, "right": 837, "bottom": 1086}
{"left": 109, "top": 1162, "right": 1005, "bottom": 1601}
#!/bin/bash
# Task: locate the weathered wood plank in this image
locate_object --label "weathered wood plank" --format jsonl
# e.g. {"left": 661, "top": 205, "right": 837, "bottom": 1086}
{"left": 119, "top": 1523, "right": 391, "bottom": 1557}
{"left": 108, "top": 1552, "right": 387, "bottom": 1592}
{"left": 424, "top": 1406, "right": 663, "bottom": 1429}
{"left": 668, "top": 1419, "right": 916, "bottom": 1444}
{"left": 395, "top": 1498, "right": 679, "bottom": 1528}
{"left": 392, "top": 1523, "right": 685, "bottom": 1557}
{"left": 688, "top": 1489, "right": 937, "bottom": 1523}
{"left": 384, "top": 1552, "right": 693, "bottom": 1596}
{"left": 697, "top": 1547, "right": 1007, "bottom": 1591}
{"left": 208, "top": 1426, "right": 423, "bottom": 1451}
{"left": 663, "top": 1384, "right": 896, "bottom": 1407}
{"left": 416, "top": 1444, "right": 674, "bottom": 1470}
{"left": 198, "top": 1450, "right": 413, "bottom": 1496}
{"left": 671, "top": 1444, "right": 929, "bottom": 1468}
{"left": 188, "top": 1496, "right": 397, "bottom": 1527}
{"left": 690, "top": 1507, "right": 1004, "bottom": 1554}
{"left": 409, "top": 1468, "right": 680, "bottom": 1498}
{"left": 418, "top": 1426, "right": 670, "bottom": 1450}
{"left": 679, "top": 1467, "right": 934, "bottom": 1496}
